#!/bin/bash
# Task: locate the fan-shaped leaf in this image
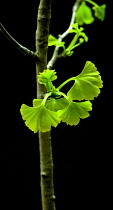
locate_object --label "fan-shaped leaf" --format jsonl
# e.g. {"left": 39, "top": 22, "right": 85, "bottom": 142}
{"left": 20, "top": 104, "right": 61, "bottom": 133}
{"left": 67, "top": 61, "right": 103, "bottom": 100}
{"left": 48, "top": 34, "right": 65, "bottom": 47}
{"left": 45, "top": 97, "right": 69, "bottom": 111}
{"left": 38, "top": 70, "right": 57, "bottom": 84}
{"left": 33, "top": 99, "right": 43, "bottom": 107}
{"left": 76, "top": 2, "right": 94, "bottom": 25}
{"left": 93, "top": 4, "right": 106, "bottom": 21}
{"left": 57, "top": 101, "right": 92, "bottom": 125}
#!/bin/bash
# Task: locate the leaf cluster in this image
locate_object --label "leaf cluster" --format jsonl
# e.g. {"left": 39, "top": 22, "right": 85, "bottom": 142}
{"left": 76, "top": 0, "right": 106, "bottom": 25}
{"left": 48, "top": 23, "right": 88, "bottom": 57}
{"left": 47, "top": 1, "right": 106, "bottom": 57}
{"left": 20, "top": 61, "right": 103, "bottom": 133}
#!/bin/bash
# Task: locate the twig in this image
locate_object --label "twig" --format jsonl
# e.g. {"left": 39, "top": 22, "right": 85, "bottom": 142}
{"left": 47, "top": 0, "right": 81, "bottom": 69}
{"left": 0, "top": 23, "right": 39, "bottom": 60}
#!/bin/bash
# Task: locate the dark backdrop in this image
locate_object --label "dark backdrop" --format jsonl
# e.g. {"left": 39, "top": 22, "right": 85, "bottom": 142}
{"left": 0, "top": 0, "right": 112, "bottom": 209}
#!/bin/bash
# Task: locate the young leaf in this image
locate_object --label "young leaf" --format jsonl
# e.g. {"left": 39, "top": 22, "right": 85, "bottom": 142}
{"left": 45, "top": 97, "right": 69, "bottom": 111}
{"left": 57, "top": 101, "right": 92, "bottom": 126}
{"left": 68, "top": 24, "right": 88, "bottom": 43}
{"left": 33, "top": 99, "right": 43, "bottom": 107}
{"left": 92, "top": 4, "right": 106, "bottom": 21}
{"left": 48, "top": 34, "right": 65, "bottom": 47}
{"left": 38, "top": 70, "right": 57, "bottom": 84}
{"left": 67, "top": 61, "right": 103, "bottom": 100}
{"left": 69, "top": 23, "right": 84, "bottom": 33}
{"left": 76, "top": 2, "right": 94, "bottom": 25}
{"left": 80, "top": 32, "right": 88, "bottom": 42}
{"left": 20, "top": 104, "right": 61, "bottom": 133}
{"left": 65, "top": 24, "right": 88, "bottom": 56}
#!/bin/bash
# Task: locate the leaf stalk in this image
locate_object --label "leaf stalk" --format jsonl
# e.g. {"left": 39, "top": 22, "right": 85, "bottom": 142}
{"left": 58, "top": 77, "right": 75, "bottom": 90}
{"left": 67, "top": 33, "right": 79, "bottom": 51}
{"left": 85, "top": 0, "right": 97, "bottom": 6}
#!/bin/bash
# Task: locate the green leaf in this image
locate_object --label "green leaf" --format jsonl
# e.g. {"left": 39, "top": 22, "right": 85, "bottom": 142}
{"left": 65, "top": 24, "right": 88, "bottom": 56}
{"left": 79, "top": 38, "right": 84, "bottom": 44}
{"left": 92, "top": 4, "right": 106, "bottom": 21}
{"left": 64, "top": 49, "right": 74, "bottom": 56}
{"left": 57, "top": 101, "right": 92, "bottom": 125}
{"left": 68, "top": 24, "right": 88, "bottom": 42}
{"left": 67, "top": 61, "right": 103, "bottom": 100}
{"left": 48, "top": 34, "right": 65, "bottom": 47}
{"left": 33, "top": 99, "right": 43, "bottom": 107}
{"left": 69, "top": 23, "right": 84, "bottom": 33}
{"left": 76, "top": 2, "right": 94, "bottom": 25}
{"left": 45, "top": 97, "right": 69, "bottom": 111}
{"left": 20, "top": 103, "right": 61, "bottom": 133}
{"left": 33, "top": 97, "right": 69, "bottom": 112}
{"left": 38, "top": 70, "right": 57, "bottom": 84}
{"left": 80, "top": 32, "right": 88, "bottom": 42}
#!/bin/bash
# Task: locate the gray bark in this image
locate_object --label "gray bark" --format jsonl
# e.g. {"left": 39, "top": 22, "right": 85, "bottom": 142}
{"left": 36, "top": 1, "right": 56, "bottom": 210}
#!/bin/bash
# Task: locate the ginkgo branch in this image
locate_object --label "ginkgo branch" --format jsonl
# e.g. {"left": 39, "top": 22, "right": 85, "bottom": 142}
{"left": 0, "top": 23, "right": 39, "bottom": 60}
{"left": 47, "top": 0, "right": 82, "bottom": 69}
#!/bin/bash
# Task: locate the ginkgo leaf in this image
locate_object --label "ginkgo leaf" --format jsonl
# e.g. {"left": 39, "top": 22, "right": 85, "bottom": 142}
{"left": 33, "top": 97, "right": 69, "bottom": 112}
{"left": 57, "top": 101, "right": 92, "bottom": 125}
{"left": 76, "top": 2, "right": 94, "bottom": 25}
{"left": 45, "top": 97, "right": 69, "bottom": 111}
{"left": 33, "top": 99, "right": 43, "bottom": 107}
{"left": 68, "top": 25, "right": 88, "bottom": 43}
{"left": 69, "top": 23, "right": 84, "bottom": 33}
{"left": 48, "top": 34, "right": 65, "bottom": 47}
{"left": 93, "top": 4, "right": 106, "bottom": 21}
{"left": 38, "top": 70, "right": 57, "bottom": 84}
{"left": 20, "top": 104, "right": 61, "bottom": 133}
{"left": 67, "top": 61, "right": 103, "bottom": 100}
{"left": 80, "top": 32, "right": 88, "bottom": 42}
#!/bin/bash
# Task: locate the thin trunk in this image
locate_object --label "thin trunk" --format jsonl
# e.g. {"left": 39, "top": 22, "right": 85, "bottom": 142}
{"left": 35, "top": 1, "right": 56, "bottom": 210}
{"left": 38, "top": 131, "right": 56, "bottom": 210}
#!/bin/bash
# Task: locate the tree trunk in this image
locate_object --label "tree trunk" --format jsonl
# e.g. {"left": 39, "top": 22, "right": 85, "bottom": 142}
{"left": 38, "top": 131, "right": 56, "bottom": 210}
{"left": 35, "top": 0, "right": 56, "bottom": 210}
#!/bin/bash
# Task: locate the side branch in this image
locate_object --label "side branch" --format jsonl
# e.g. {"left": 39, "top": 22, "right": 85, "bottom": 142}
{"left": 0, "top": 23, "right": 39, "bottom": 60}
{"left": 47, "top": 0, "right": 81, "bottom": 69}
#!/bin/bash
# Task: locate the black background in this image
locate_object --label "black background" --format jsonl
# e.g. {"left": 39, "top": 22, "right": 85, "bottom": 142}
{"left": 0, "top": 0, "right": 112, "bottom": 209}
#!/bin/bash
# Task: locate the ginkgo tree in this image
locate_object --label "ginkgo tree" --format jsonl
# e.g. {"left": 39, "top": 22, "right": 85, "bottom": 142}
{"left": 0, "top": 0, "right": 106, "bottom": 210}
